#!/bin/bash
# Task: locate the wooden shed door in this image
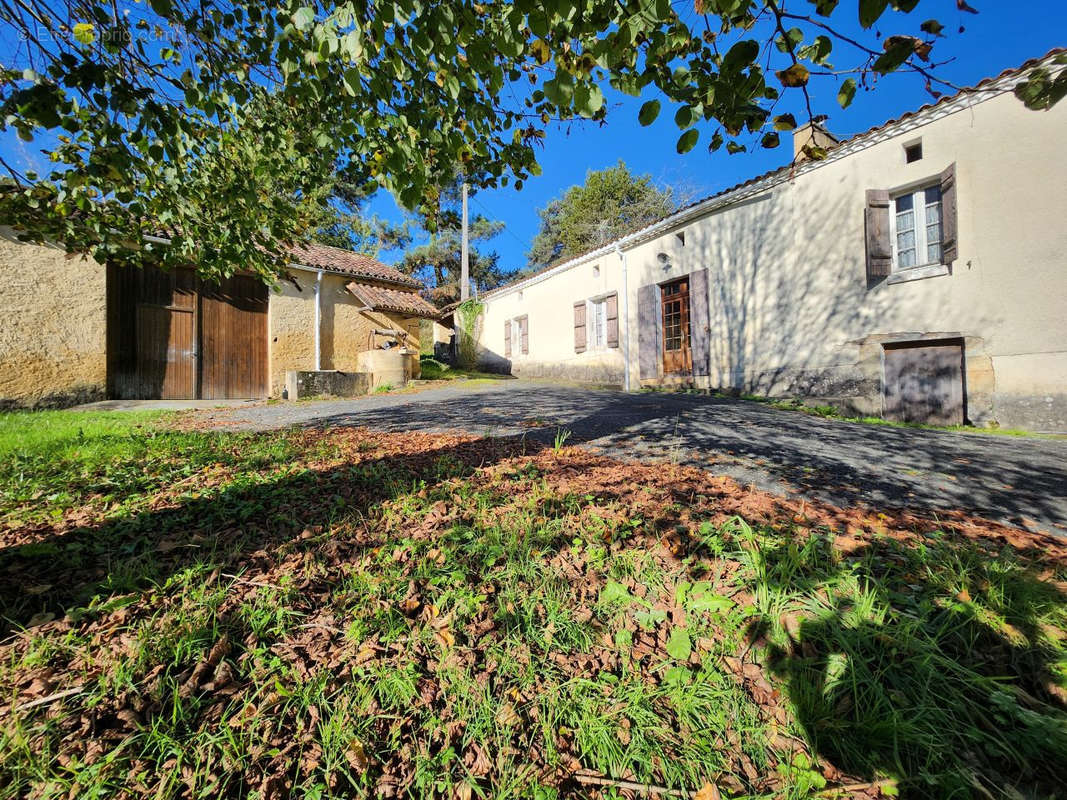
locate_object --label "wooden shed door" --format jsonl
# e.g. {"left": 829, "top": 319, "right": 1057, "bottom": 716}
{"left": 661, "top": 278, "right": 692, "bottom": 375}
{"left": 883, "top": 340, "right": 965, "bottom": 425}
{"left": 199, "top": 274, "right": 269, "bottom": 399}
{"left": 128, "top": 266, "right": 197, "bottom": 399}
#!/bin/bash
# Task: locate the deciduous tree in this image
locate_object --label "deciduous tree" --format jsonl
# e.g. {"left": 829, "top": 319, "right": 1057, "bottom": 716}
{"left": 1, "top": 0, "right": 1060, "bottom": 281}
{"left": 526, "top": 161, "right": 676, "bottom": 268}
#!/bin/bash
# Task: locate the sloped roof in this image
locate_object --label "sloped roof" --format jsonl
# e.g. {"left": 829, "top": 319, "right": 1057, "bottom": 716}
{"left": 484, "top": 48, "right": 1064, "bottom": 299}
{"left": 346, "top": 281, "right": 439, "bottom": 318}
{"left": 291, "top": 242, "right": 420, "bottom": 288}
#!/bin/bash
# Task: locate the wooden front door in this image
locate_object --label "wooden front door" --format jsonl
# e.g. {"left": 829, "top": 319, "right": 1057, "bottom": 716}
{"left": 883, "top": 340, "right": 965, "bottom": 425}
{"left": 108, "top": 265, "right": 268, "bottom": 400}
{"left": 199, "top": 274, "right": 269, "bottom": 400}
{"left": 660, "top": 278, "right": 692, "bottom": 375}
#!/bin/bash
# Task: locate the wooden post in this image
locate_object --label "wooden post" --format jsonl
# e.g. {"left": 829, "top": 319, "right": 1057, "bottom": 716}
{"left": 460, "top": 182, "right": 469, "bottom": 302}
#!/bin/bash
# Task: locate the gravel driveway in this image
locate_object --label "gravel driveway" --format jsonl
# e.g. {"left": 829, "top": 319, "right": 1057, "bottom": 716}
{"left": 191, "top": 379, "right": 1067, "bottom": 533}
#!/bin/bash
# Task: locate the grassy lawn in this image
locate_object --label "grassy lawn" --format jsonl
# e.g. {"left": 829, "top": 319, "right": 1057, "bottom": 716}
{"left": 1, "top": 411, "right": 1066, "bottom": 799}
{"left": 730, "top": 394, "right": 1065, "bottom": 439}
{"left": 418, "top": 355, "right": 509, "bottom": 383}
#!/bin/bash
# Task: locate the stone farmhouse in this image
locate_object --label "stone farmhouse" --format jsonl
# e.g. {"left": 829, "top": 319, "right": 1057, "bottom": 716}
{"left": 475, "top": 50, "right": 1067, "bottom": 431}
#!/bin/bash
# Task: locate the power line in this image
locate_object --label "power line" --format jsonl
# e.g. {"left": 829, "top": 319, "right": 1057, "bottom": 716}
{"left": 468, "top": 193, "right": 530, "bottom": 253}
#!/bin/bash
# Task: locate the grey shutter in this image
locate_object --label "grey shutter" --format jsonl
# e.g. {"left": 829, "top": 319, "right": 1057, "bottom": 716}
{"left": 864, "top": 189, "right": 892, "bottom": 281}
{"left": 605, "top": 293, "right": 619, "bottom": 349}
{"left": 504, "top": 319, "right": 512, "bottom": 358}
{"left": 519, "top": 316, "right": 529, "bottom": 355}
{"left": 940, "top": 162, "right": 958, "bottom": 264}
{"left": 688, "top": 269, "right": 710, "bottom": 376}
{"left": 573, "top": 302, "right": 587, "bottom": 353}
{"left": 637, "top": 284, "right": 659, "bottom": 381}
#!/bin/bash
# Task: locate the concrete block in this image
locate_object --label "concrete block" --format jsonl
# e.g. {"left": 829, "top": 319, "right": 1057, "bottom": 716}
{"left": 285, "top": 370, "right": 371, "bottom": 400}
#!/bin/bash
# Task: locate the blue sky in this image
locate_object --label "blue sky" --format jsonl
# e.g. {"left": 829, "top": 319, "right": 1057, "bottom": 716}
{"left": 367, "top": 2, "right": 1065, "bottom": 275}
{"left": 1, "top": 3, "right": 1061, "bottom": 275}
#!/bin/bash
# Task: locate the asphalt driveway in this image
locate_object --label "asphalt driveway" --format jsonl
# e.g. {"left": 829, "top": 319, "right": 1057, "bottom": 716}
{"left": 193, "top": 380, "right": 1067, "bottom": 533}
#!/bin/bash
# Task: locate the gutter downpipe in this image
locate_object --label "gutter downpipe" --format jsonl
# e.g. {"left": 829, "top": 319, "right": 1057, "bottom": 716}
{"left": 616, "top": 245, "right": 631, "bottom": 392}
{"left": 313, "top": 269, "right": 324, "bottom": 371}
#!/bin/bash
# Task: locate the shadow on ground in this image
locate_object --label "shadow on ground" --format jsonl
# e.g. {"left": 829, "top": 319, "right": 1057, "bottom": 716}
{"left": 211, "top": 383, "right": 1067, "bottom": 532}
{"left": 3, "top": 425, "right": 1066, "bottom": 798}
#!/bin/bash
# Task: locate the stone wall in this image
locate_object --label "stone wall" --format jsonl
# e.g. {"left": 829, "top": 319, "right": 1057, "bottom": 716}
{"left": 0, "top": 232, "right": 107, "bottom": 408}
{"left": 269, "top": 269, "right": 422, "bottom": 396}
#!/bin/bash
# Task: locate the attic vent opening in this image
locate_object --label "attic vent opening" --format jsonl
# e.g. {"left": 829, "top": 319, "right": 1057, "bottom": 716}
{"left": 676, "top": 231, "right": 685, "bottom": 246}
{"left": 905, "top": 141, "right": 923, "bottom": 163}
{"left": 593, "top": 264, "right": 600, "bottom": 277}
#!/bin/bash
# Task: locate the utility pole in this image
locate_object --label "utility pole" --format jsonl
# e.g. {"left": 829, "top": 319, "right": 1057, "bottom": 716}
{"left": 460, "top": 182, "right": 469, "bottom": 302}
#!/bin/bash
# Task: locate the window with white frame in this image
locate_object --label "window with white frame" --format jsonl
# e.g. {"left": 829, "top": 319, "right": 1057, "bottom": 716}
{"left": 891, "top": 184, "right": 943, "bottom": 270}
{"left": 588, "top": 297, "right": 608, "bottom": 349}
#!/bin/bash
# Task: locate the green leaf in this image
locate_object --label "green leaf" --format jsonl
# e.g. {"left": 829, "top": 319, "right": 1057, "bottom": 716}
{"left": 873, "top": 36, "right": 918, "bottom": 74}
{"left": 773, "top": 113, "right": 797, "bottom": 131}
{"left": 573, "top": 83, "right": 604, "bottom": 117}
{"left": 635, "top": 609, "right": 667, "bottom": 629}
{"left": 687, "top": 590, "right": 733, "bottom": 613}
{"left": 775, "top": 26, "right": 804, "bottom": 53}
{"left": 837, "top": 78, "right": 857, "bottom": 108}
{"left": 676, "top": 129, "right": 699, "bottom": 154}
{"left": 722, "top": 39, "right": 759, "bottom": 72}
{"left": 638, "top": 99, "right": 661, "bottom": 126}
{"left": 73, "top": 22, "right": 95, "bottom": 44}
{"left": 543, "top": 71, "right": 575, "bottom": 107}
{"left": 663, "top": 665, "right": 691, "bottom": 686}
{"left": 665, "top": 628, "right": 692, "bottom": 660}
{"left": 674, "top": 104, "right": 695, "bottom": 129}
{"left": 600, "top": 581, "right": 635, "bottom": 606}
{"left": 798, "top": 35, "right": 833, "bottom": 65}
{"left": 859, "top": 0, "right": 889, "bottom": 28}
{"left": 291, "top": 7, "right": 315, "bottom": 31}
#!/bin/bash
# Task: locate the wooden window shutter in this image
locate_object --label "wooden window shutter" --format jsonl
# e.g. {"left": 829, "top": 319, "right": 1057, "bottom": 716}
{"left": 864, "top": 188, "right": 893, "bottom": 280}
{"left": 519, "top": 316, "right": 529, "bottom": 355}
{"left": 573, "top": 301, "right": 587, "bottom": 353}
{"left": 637, "top": 284, "right": 659, "bottom": 380}
{"left": 688, "top": 269, "right": 710, "bottom": 376}
{"left": 605, "top": 293, "right": 619, "bottom": 348}
{"left": 940, "top": 162, "right": 958, "bottom": 264}
{"left": 504, "top": 319, "right": 512, "bottom": 358}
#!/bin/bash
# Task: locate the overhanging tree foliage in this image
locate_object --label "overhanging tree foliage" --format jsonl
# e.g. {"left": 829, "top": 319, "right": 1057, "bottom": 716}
{"left": 527, "top": 161, "right": 677, "bottom": 268}
{"left": 1, "top": 0, "right": 1062, "bottom": 282}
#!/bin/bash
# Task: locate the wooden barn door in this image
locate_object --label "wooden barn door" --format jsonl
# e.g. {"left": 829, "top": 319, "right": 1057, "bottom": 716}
{"left": 109, "top": 264, "right": 197, "bottom": 399}
{"left": 883, "top": 340, "right": 965, "bottom": 426}
{"left": 108, "top": 265, "right": 268, "bottom": 400}
{"left": 198, "top": 274, "right": 268, "bottom": 399}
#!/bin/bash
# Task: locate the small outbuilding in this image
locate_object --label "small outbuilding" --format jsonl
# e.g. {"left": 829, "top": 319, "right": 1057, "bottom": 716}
{"left": 0, "top": 231, "right": 438, "bottom": 406}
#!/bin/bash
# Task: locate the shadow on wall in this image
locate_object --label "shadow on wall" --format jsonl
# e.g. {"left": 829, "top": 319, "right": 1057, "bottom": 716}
{"left": 508, "top": 360, "right": 624, "bottom": 386}
{"left": 689, "top": 187, "right": 1000, "bottom": 413}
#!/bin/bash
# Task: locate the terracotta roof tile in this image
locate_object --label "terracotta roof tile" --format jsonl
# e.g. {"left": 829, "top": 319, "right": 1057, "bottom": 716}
{"left": 346, "top": 281, "right": 439, "bottom": 318}
{"left": 291, "top": 242, "right": 420, "bottom": 288}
